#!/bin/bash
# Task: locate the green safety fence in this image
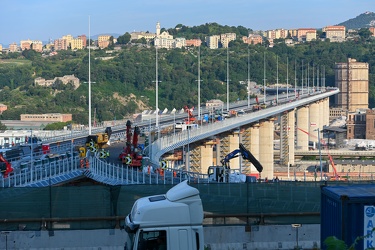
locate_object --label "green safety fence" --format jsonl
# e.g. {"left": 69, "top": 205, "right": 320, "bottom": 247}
{"left": 0, "top": 180, "right": 373, "bottom": 231}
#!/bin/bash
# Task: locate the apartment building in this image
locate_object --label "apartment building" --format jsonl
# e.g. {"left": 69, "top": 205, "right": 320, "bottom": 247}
{"left": 98, "top": 35, "right": 111, "bottom": 49}
{"left": 32, "top": 41, "right": 43, "bottom": 52}
{"left": 0, "top": 44, "right": 3, "bottom": 52}
{"left": 62, "top": 35, "right": 74, "bottom": 47}
{"left": 54, "top": 39, "right": 68, "bottom": 51}
{"left": 78, "top": 35, "right": 87, "bottom": 47}
{"left": 366, "top": 109, "right": 375, "bottom": 140}
{"left": 20, "top": 39, "right": 32, "bottom": 50}
{"left": 186, "top": 39, "right": 202, "bottom": 47}
{"left": 266, "top": 29, "right": 289, "bottom": 40}
{"left": 205, "top": 35, "right": 220, "bottom": 49}
{"left": 297, "top": 28, "right": 316, "bottom": 41}
{"left": 9, "top": 43, "right": 18, "bottom": 52}
{"left": 173, "top": 38, "right": 186, "bottom": 48}
{"left": 71, "top": 38, "right": 84, "bottom": 50}
{"left": 21, "top": 113, "right": 72, "bottom": 123}
{"left": 323, "top": 25, "right": 346, "bottom": 42}
{"left": 220, "top": 33, "right": 236, "bottom": 48}
{"left": 346, "top": 109, "right": 366, "bottom": 139}
{"left": 242, "top": 34, "right": 263, "bottom": 45}
{"left": 335, "top": 58, "right": 369, "bottom": 112}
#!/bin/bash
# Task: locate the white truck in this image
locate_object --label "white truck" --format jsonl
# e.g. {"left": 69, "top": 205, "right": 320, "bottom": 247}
{"left": 124, "top": 180, "right": 205, "bottom": 250}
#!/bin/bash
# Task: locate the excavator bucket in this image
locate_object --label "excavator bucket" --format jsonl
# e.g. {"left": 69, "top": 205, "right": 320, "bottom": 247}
{"left": 239, "top": 143, "right": 263, "bottom": 173}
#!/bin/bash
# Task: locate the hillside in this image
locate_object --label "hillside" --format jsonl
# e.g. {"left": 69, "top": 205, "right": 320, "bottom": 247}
{"left": 338, "top": 11, "right": 375, "bottom": 29}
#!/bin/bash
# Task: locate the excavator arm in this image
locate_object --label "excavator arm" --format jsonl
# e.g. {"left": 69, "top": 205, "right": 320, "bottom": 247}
{"left": 220, "top": 143, "right": 263, "bottom": 173}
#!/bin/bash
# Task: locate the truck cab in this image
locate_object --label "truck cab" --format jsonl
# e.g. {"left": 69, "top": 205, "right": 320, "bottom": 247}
{"left": 124, "top": 180, "right": 204, "bottom": 250}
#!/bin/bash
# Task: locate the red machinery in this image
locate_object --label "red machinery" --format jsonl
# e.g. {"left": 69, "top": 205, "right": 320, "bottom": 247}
{"left": 0, "top": 152, "right": 13, "bottom": 178}
{"left": 297, "top": 127, "right": 339, "bottom": 180}
{"left": 119, "top": 120, "right": 143, "bottom": 167}
{"left": 184, "top": 105, "right": 196, "bottom": 124}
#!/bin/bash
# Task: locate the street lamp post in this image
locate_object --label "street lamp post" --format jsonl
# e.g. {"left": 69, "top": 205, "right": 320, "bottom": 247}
{"left": 315, "top": 128, "right": 323, "bottom": 181}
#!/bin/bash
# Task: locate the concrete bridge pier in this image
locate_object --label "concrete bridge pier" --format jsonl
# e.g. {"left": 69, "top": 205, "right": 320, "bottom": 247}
{"left": 259, "top": 119, "right": 274, "bottom": 180}
{"left": 296, "top": 106, "right": 309, "bottom": 151}
{"left": 241, "top": 123, "right": 260, "bottom": 174}
{"left": 199, "top": 143, "right": 215, "bottom": 174}
{"left": 309, "top": 102, "right": 320, "bottom": 142}
{"left": 324, "top": 97, "right": 330, "bottom": 127}
{"left": 219, "top": 132, "right": 240, "bottom": 169}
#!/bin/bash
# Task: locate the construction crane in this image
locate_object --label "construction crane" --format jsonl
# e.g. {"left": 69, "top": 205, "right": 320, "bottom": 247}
{"left": 184, "top": 105, "right": 196, "bottom": 124}
{"left": 119, "top": 120, "right": 143, "bottom": 167}
{"left": 297, "top": 128, "right": 339, "bottom": 180}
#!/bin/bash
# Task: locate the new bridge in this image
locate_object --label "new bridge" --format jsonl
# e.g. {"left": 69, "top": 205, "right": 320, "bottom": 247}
{"left": 0, "top": 89, "right": 339, "bottom": 187}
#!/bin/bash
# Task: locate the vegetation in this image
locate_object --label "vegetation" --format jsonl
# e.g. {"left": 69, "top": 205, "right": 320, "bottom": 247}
{"left": 0, "top": 23, "right": 374, "bottom": 126}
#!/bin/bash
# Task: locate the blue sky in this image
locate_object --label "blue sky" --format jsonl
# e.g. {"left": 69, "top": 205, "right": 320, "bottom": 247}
{"left": 1, "top": 0, "right": 373, "bottom": 46}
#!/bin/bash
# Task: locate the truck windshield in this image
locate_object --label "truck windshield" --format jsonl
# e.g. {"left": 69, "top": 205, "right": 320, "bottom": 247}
{"left": 137, "top": 230, "right": 167, "bottom": 250}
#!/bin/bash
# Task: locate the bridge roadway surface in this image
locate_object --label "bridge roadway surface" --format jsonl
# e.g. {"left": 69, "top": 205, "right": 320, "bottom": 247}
{"left": 1, "top": 89, "right": 340, "bottom": 187}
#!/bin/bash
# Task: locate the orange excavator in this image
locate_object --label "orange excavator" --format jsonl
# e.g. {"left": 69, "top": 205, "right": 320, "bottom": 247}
{"left": 119, "top": 120, "right": 143, "bottom": 167}
{"left": 184, "top": 105, "right": 196, "bottom": 124}
{"left": 0, "top": 152, "right": 13, "bottom": 178}
{"left": 252, "top": 96, "right": 267, "bottom": 111}
{"left": 297, "top": 128, "right": 339, "bottom": 180}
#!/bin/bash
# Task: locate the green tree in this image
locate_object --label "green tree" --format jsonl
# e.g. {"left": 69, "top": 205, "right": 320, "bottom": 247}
{"left": 0, "top": 121, "right": 6, "bottom": 130}
{"left": 117, "top": 32, "right": 131, "bottom": 44}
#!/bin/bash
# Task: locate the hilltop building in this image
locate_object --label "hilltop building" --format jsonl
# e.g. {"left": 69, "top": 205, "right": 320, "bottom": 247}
{"left": 297, "top": 28, "right": 317, "bottom": 41}
{"left": 220, "top": 33, "right": 236, "bottom": 48}
{"left": 335, "top": 58, "right": 369, "bottom": 112}
{"left": 186, "top": 39, "right": 202, "bottom": 47}
{"left": 20, "top": 113, "right": 72, "bottom": 123}
{"left": 266, "top": 29, "right": 289, "bottom": 40}
{"left": 242, "top": 34, "right": 263, "bottom": 45}
{"left": 9, "top": 43, "right": 18, "bottom": 52}
{"left": 323, "top": 26, "right": 346, "bottom": 42}
{"left": 130, "top": 32, "right": 156, "bottom": 41}
{"left": 34, "top": 75, "right": 80, "bottom": 89}
{"left": 98, "top": 35, "right": 111, "bottom": 49}
{"left": 205, "top": 35, "right": 220, "bottom": 49}
{"left": 20, "top": 39, "right": 43, "bottom": 52}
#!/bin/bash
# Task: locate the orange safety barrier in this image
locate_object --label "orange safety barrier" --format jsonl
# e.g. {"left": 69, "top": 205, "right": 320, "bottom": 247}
{"left": 85, "top": 158, "right": 90, "bottom": 168}
{"left": 80, "top": 159, "right": 84, "bottom": 168}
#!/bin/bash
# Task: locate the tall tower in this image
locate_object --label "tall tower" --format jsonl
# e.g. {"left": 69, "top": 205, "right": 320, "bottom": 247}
{"left": 156, "top": 22, "right": 160, "bottom": 37}
{"left": 335, "top": 58, "right": 369, "bottom": 112}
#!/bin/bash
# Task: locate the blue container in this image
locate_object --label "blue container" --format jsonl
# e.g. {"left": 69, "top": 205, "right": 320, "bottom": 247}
{"left": 321, "top": 184, "right": 375, "bottom": 250}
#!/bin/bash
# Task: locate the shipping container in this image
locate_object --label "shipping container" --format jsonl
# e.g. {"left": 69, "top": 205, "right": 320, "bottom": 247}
{"left": 321, "top": 184, "right": 375, "bottom": 250}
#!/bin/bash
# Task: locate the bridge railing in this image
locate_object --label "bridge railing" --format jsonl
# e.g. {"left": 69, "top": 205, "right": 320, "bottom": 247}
{"left": 87, "top": 157, "right": 209, "bottom": 185}
{"left": 1, "top": 156, "right": 82, "bottom": 188}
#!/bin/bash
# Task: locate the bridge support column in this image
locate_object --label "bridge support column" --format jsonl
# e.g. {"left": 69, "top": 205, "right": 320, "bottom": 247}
{"left": 296, "top": 106, "right": 309, "bottom": 151}
{"left": 319, "top": 101, "right": 324, "bottom": 131}
{"left": 228, "top": 133, "right": 240, "bottom": 169}
{"left": 309, "top": 102, "right": 320, "bottom": 142}
{"left": 324, "top": 98, "right": 330, "bottom": 127}
{"left": 241, "top": 123, "right": 260, "bottom": 174}
{"left": 280, "top": 110, "right": 295, "bottom": 166}
{"left": 259, "top": 119, "right": 274, "bottom": 180}
{"left": 199, "top": 144, "right": 214, "bottom": 174}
